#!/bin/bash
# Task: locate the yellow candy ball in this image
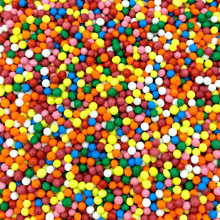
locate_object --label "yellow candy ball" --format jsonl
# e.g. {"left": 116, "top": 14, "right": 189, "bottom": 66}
{"left": 181, "top": 190, "right": 190, "bottom": 200}
{"left": 114, "top": 166, "right": 123, "bottom": 176}
{"left": 36, "top": 168, "right": 47, "bottom": 178}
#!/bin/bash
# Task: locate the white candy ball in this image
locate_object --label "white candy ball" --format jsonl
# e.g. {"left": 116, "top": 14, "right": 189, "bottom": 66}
{"left": 163, "top": 110, "right": 170, "bottom": 117}
{"left": 10, "top": 150, "right": 18, "bottom": 158}
{"left": 0, "top": 45, "right": 4, "bottom": 52}
{"left": 162, "top": 134, "right": 170, "bottom": 143}
{"left": 158, "top": 87, "right": 166, "bottom": 95}
{"left": 193, "top": 166, "right": 201, "bottom": 174}
{"left": 156, "top": 209, "right": 164, "bottom": 217}
{"left": 195, "top": 76, "right": 204, "bottom": 84}
{"left": 208, "top": 84, "right": 216, "bottom": 92}
{"left": 10, "top": 192, "right": 19, "bottom": 200}
{"left": 47, "top": 166, "right": 54, "bottom": 174}
{"left": 25, "top": 50, "right": 34, "bottom": 58}
{"left": 142, "top": 198, "right": 151, "bottom": 207}
{"left": 6, "top": 169, "right": 14, "bottom": 177}
{"left": 157, "top": 99, "right": 164, "bottom": 107}
{"left": 180, "top": 170, "right": 188, "bottom": 178}
{"left": 104, "top": 169, "right": 112, "bottom": 177}
{"left": 86, "top": 206, "right": 94, "bottom": 214}
{"left": 93, "top": 211, "right": 100, "bottom": 219}
{"left": 0, "top": 76, "right": 4, "bottom": 84}
{"left": 156, "top": 190, "right": 163, "bottom": 198}
{"left": 64, "top": 163, "right": 72, "bottom": 171}
{"left": 145, "top": 66, "right": 153, "bottom": 74}
{"left": 128, "top": 82, "right": 136, "bottom": 90}
{"left": 212, "top": 175, "right": 220, "bottom": 183}
{"left": 40, "top": 67, "right": 49, "bottom": 76}
{"left": 142, "top": 86, "right": 150, "bottom": 93}
{"left": 15, "top": 98, "right": 24, "bottom": 107}
{"left": 43, "top": 128, "right": 51, "bottom": 136}
{"left": 96, "top": 18, "right": 105, "bottom": 26}
{"left": 136, "top": 142, "right": 144, "bottom": 150}
{"left": 165, "top": 32, "right": 172, "bottom": 39}
{"left": 42, "top": 79, "right": 50, "bottom": 87}
{"left": 128, "top": 147, "right": 136, "bottom": 155}
{"left": 42, "top": 49, "right": 51, "bottom": 57}
{"left": 6, "top": 139, "right": 14, "bottom": 147}
{"left": 185, "top": 164, "right": 193, "bottom": 172}
{"left": 204, "top": 77, "right": 211, "bottom": 85}
{"left": 169, "top": 128, "right": 177, "bottom": 136}
{"left": 211, "top": 15, "right": 218, "bottom": 23}
{"left": 122, "top": 0, "right": 130, "bottom": 7}
{"left": 145, "top": 46, "right": 152, "bottom": 53}
{"left": 82, "top": 142, "right": 89, "bottom": 148}
{"left": 126, "top": 106, "right": 133, "bottom": 112}
{"left": 188, "top": 99, "right": 196, "bottom": 107}
{"left": 141, "top": 122, "right": 149, "bottom": 131}
{"left": 155, "top": 77, "right": 163, "bottom": 85}
{"left": 90, "top": 111, "right": 98, "bottom": 118}
{"left": 33, "top": 114, "right": 42, "bottom": 122}
{"left": 153, "top": 36, "right": 159, "bottom": 42}
{"left": 134, "top": 97, "right": 141, "bottom": 106}
{"left": 6, "top": 58, "right": 13, "bottom": 65}
{"left": 11, "top": 44, "right": 19, "bottom": 51}
{"left": 46, "top": 213, "right": 54, "bottom": 220}
{"left": 191, "top": 155, "right": 199, "bottom": 164}
{"left": 22, "top": 177, "right": 31, "bottom": 185}
{"left": 64, "top": 180, "right": 69, "bottom": 187}
{"left": 121, "top": 135, "right": 129, "bottom": 142}
{"left": 215, "top": 80, "right": 220, "bottom": 88}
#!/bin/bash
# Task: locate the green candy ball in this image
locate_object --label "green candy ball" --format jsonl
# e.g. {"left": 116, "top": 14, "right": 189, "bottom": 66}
{"left": 108, "top": 88, "right": 117, "bottom": 97}
{"left": 211, "top": 140, "right": 220, "bottom": 150}
{"left": 106, "top": 121, "right": 115, "bottom": 132}
{"left": 196, "top": 99, "right": 204, "bottom": 107}
{"left": 212, "top": 52, "right": 220, "bottom": 61}
{"left": 25, "top": 169, "right": 35, "bottom": 178}
{"left": 211, "top": 95, "right": 220, "bottom": 104}
{"left": 52, "top": 88, "right": 62, "bottom": 97}
{"left": 62, "top": 198, "right": 72, "bottom": 207}
{"left": 34, "top": 123, "right": 43, "bottom": 132}
{"left": 177, "top": 142, "right": 187, "bottom": 151}
{"left": 119, "top": 158, "right": 128, "bottom": 168}
{"left": 150, "top": 24, "right": 159, "bottom": 33}
{"left": 177, "top": 99, "right": 184, "bottom": 106}
{"left": 0, "top": 202, "right": 8, "bottom": 211}
{"left": 102, "top": 157, "right": 110, "bottom": 167}
{"left": 42, "top": 182, "right": 51, "bottom": 191}
{"left": 170, "top": 168, "right": 179, "bottom": 177}
{"left": 30, "top": 136, "right": 38, "bottom": 144}
{"left": 131, "top": 166, "right": 141, "bottom": 177}
{"left": 61, "top": 30, "right": 69, "bottom": 39}
{"left": 7, "top": 51, "right": 15, "bottom": 58}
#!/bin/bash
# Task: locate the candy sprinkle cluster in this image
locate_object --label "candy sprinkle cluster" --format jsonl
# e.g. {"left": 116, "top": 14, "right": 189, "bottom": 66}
{"left": 1, "top": 0, "right": 220, "bottom": 219}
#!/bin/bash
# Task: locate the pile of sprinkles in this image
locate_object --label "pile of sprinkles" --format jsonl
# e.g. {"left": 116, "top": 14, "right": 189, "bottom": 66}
{"left": 1, "top": 0, "right": 220, "bottom": 219}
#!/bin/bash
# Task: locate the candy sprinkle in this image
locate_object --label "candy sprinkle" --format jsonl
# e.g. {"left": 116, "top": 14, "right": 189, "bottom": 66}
{"left": 1, "top": 0, "right": 220, "bottom": 220}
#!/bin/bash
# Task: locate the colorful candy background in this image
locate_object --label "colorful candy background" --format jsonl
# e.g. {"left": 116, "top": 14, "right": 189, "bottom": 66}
{"left": 1, "top": 0, "right": 220, "bottom": 219}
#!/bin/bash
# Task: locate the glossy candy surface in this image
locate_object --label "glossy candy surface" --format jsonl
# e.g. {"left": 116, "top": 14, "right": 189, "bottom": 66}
{"left": 1, "top": 0, "right": 220, "bottom": 220}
